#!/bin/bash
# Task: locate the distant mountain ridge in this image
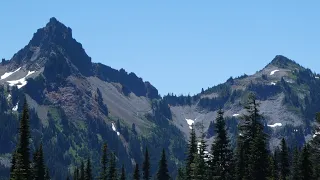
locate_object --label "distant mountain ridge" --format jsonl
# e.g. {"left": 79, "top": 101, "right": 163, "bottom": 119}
{"left": 0, "top": 17, "right": 319, "bottom": 179}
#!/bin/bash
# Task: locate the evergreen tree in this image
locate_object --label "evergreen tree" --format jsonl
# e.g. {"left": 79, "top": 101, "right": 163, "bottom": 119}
{"left": 99, "top": 143, "right": 108, "bottom": 180}
{"left": 133, "top": 164, "right": 140, "bottom": 180}
{"left": 176, "top": 167, "right": 186, "bottom": 180}
{"left": 12, "top": 99, "right": 31, "bottom": 180}
{"left": 194, "top": 121, "right": 209, "bottom": 180}
{"left": 310, "top": 112, "right": 320, "bottom": 179}
{"left": 247, "top": 128, "right": 269, "bottom": 180}
{"left": 142, "top": 147, "right": 150, "bottom": 180}
{"left": 85, "top": 157, "right": 92, "bottom": 180}
{"left": 80, "top": 161, "right": 85, "bottom": 180}
{"left": 272, "top": 147, "right": 280, "bottom": 180}
{"left": 291, "top": 148, "right": 300, "bottom": 180}
{"left": 156, "top": 149, "right": 170, "bottom": 180}
{"left": 206, "top": 121, "right": 215, "bottom": 138}
{"left": 186, "top": 124, "right": 197, "bottom": 180}
{"left": 211, "top": 109, "right": 234, "bottom": 180}
{"left": 108, "top": 152, "right": 117, "bottom": 180}
{"left": 33, "top": 143, "right": 46, "bottom": 180}
{"left": 66, "top": 176, "right": 70, "bottom": 180}
{"left": 9, "top": 152, "right": 17, "bottom": 180}
{"left": 44, "top": 168, "right": 50, "bottom": 180}
{"left": 73, "top": 167, "right": 79, "bottom": 180}
{"left": 299, "top": 145, "right": 313, "bottom": 180}
{"left": 279, "top": 138, "right": 289, "bottom": 180}
{"left": 120, "top": 164, "right": 126, "bottom": 180}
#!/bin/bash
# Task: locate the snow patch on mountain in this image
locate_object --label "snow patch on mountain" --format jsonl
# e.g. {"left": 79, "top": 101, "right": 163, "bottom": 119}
{"left": 316, "top": 76, "right": 320, "bottom": 79}
{"left": 267, "top": 122, "right": 282, "bottom": 128}
{"left": 0, "top": 67, "right": 21, "bottom": 80}
{"left": 12, "top": 102, "right": 18, "bottom": 111}
{"left": 270, "top": 70, "right": 279, "bottom": 75}
{"left": 185, "top": 119, "right": 195, "bottom": 129}
{"left": 7, "top": 94, "right": 11, "bottom": 101}
{"left": 313, "top": 131, "right": 320, "bottom": 138}
{"left": 233, "top": 114, "right": 240, "bottom": 117}
{"left": 111, "top": 122, "right": 120, "bottom": 136}
{"left": 7, "top": 70, "right": 36, "bottom": 89}
{"left": 270, "top": 82, "right": 276, "bottom": 85}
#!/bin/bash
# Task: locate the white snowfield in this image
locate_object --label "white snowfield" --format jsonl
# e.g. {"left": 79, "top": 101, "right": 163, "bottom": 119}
{"left": 7, "top": 94, "right": 11, "bottom": 101}
{"left": 232, "top": 114, "right": 240, "bottom": 117}
{"left": 7, "top": 71, "right": 35, "bottom": 89}
{"left": 111, "top": 122, "right": 120, "bottom": 136}
{"left": 185, "top": 119, "right": 195, "bottom": 129}
{"left": 270, "top": 82, "right": 276, "bottom": 85}
{"left": 12, "top": 102, "right": 18, "bottom": 111}
{"left": 267, "top": 123, "right": 282, "bottom": 128}
{"left": 270, "top": 70, "right": 279, "bottom": 75}
{"left": 0, "top": 67, "right": 21, "bottom": 80}
{"left": 313, "top": 131, "right": 320, "bottom": 138}
{"left": 316, "top": 76, "right": 320, "bottom": 79}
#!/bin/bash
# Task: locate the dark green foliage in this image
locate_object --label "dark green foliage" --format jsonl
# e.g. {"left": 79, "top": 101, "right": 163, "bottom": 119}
{"left": 85, "top": 157, "right": 92, "bottom": 180}
{"left": 195, "top": 123, "right": 209, "bottom": 180}
{"left": 247, "top": 82, "right": 281, "bottom": 100}
{"left": 279, "top": 138, "right": 289, "bottom": 180}
{"left": 120, "top": 164, "right": 126, "bottom": 180}
{"left": 299, "top": 145, "right": 313, "bottom": 180}
{"left": 206, "top": 121, "right": 215, "bottom": 138}
{"left": 156, "top": 149, "right": 170, "bottom": 180}
{"left": 9, "top": 152, "right": 17, "bottom": 180}
{"left": 44, "top": 169, "right": 50, "bottom": 180}
{"left": 10, "top": 99, "right": 31, "bottom": 180}
{"left": 96, "top": 88, "right": 108, "bottom": 116}
{"left": 80, "top": 161, "right": 85, "bottom": 180}
{"left": 247, "top": 128, "right": 269, "bottom": 180}
{"left": 99, "top": 143, "right": 108, "bottom": 180}
{"left": 272, "top": 147, "right": 280, "bottom": 180}
{"left": 186, "top": 124, "right": 197, "bottom": 180}
{"left": 108, "top": 152, "right": 117, "bottom": 180}
{"left": 211, "top": 109, "right": 234, "bottom": 180}
{"left": 133, "top": 164, "right": 140, "bottom": 180}
{"left": 33, "top": 143, "right": 46, "bottom": 180}
{"left": 235, "top": 93, "right": 269, "bottom": 180}
{"left": 142, "top": 147, "right": 150, "bottom": 180}
{"left": 291, "top": 148, "right": 300, "bottom": 180}
{"left": 177, "top": 167, "right": 185, "bottom": 180}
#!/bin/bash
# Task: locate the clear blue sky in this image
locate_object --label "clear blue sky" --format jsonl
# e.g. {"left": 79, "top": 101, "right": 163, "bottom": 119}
{"left": 1, "top": 1, "right": 320, "bottom": 96}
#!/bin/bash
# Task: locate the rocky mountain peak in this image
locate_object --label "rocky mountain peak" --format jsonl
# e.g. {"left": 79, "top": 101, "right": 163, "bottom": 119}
{"left": 29, "top": 17, "right": 73, "bottom": 48}
{"left": 10, "top": 17, "right": 92, "bottom": 76}
{"left": 269, "top": 55, "right": 300, "bottom": 69}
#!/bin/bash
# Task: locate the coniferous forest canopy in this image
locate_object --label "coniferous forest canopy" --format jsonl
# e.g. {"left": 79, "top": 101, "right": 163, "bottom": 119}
{"left": 6, "top": 93, "right": 320, "bottom": 180}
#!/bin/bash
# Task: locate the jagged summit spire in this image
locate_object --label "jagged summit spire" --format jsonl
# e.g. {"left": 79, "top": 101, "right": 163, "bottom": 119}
{"left": 28, "top": 17, "right": 73, "bottom": 47}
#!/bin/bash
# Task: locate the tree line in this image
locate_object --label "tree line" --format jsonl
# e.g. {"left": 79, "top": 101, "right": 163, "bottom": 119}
{"left": 9, "top": 93, "right": 320, "bottom": 179}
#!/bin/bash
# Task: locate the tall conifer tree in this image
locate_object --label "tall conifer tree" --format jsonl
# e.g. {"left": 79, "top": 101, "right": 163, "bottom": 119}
{"left": 80, "top": 161, "right": 85, "bottom": 180}
{"left": 156, "top": 149, "right": 170, "bottom": 180}
{"left": 299, "top": 145, "right": 313, "bottom": 180}
{"left": 85, "top": 157, "right": 92, "bottom": 180}
{"left": 120, "top": 164, "right": 126, "bottom": 180}
{"left": 133, "top": 164, "right": 140, "bottom": 180}
{"left": 99, "top": 143, "right": 108, "bottom": 180}
{"left": 108, "top": 152, "right": 117, "bottom": 180}
{"left": 186, "top": 124, "right": 197, "bottom": 180}
{"left": 211, "top": 109, "right": 234, "bottom": 180}
{"left": 142, "top": 147, "right": 150, "bottom": 180}
{"left": 279, "top": 138, "right": 289, "bottom": 180}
